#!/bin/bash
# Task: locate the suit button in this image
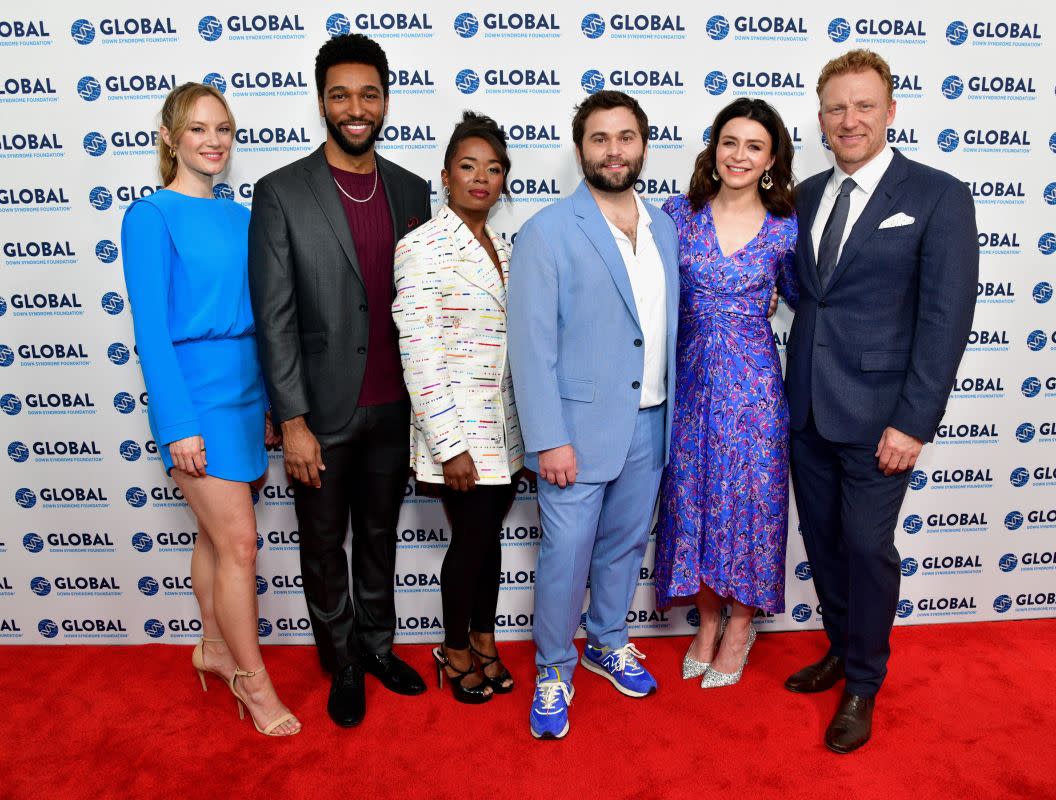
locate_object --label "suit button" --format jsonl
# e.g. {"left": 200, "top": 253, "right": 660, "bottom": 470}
{"left": 632, "top": 380, "right": 641, "bottom": 390}
{"left": 357, "top": 346, "right": 366, "bottom": 354}
{"left": 359, "top": 304, "right": 368, "bottom": 312}
{"left": 634, "top": 338, "right": 643, "bottom": 347}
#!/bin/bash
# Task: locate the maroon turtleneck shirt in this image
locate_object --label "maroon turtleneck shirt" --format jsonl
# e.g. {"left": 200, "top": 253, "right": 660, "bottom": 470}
{"left": 329, "top": 163, "right": 405, "bottom": 407}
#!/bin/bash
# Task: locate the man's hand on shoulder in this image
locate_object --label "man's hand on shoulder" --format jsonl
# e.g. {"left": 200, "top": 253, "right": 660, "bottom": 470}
{"left": 875, "top": 427, "right": 923, "bottom": 476}
{"left": 538, "top": 444, "right": 577, "bottom": 488}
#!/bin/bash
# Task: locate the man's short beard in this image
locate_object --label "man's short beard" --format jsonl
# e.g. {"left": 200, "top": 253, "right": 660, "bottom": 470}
{"left": 326, "top": 116, "right": 382, "bottom": 157}
{"left": 580, "top": 152, "right": 644, "bottom": 194}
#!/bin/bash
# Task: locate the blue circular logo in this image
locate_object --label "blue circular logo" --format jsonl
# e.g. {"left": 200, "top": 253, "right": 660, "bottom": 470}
{"left": 895, "top": 599, "right": 914, "bottom": 619}
{"left": 144, "top": 618, "right": 165, "bottom": 638}
{"left": 256, "top": 532, "right": 264, "bottom": 551}
{"left": 1010, "top": 467, "right": 1030, "bottom": 487}
{"left": 88, "top": 186, "right": 112, "bottom": 211}
{"left": 702, "top": 126, "right": 712, "bottom": 147}
{"left": 251, "top": 488, "right": 260, "bottom": 506}
{"left": 908, "top": 470, "right": 928, "bottom": 490}
{"left": 903, "top": 514, "right": 923, "bottom": 534}
{"left": 113, "top": 392, "right": 136, "bottom": 414}
{"left": 83, "top": 131, "right": 106, "bottom": 157}
{"left": 937, "top": 128, "right": 960, "bottom": 152}
{"left": 255, "top": 575, "right": 268, "bottom": 595}
{"left": 581, "top": 69, "right": 605, "bottom": 94}
{"left": 827, "top": 18, "right": 851, "bottom": 42}
{"left": 8, "top": 441, "right": 29, "bottom": 462}
{"left": 258, "top": 618, "right": 273, "bottom": 637}
{"left": 900, "top": 558, "right": 918, "bottom": 577}
{"left": 71, "top": 19, "right": 96, "bottom": 45}
{"left": 794, "top": 561, "right": 812, "bottom": 580}
{"left": 941, "top": 75, "right": 963, "bottom": 100}
{"left": 38, "top": 619, "right": 58, "bottom": 638}
{"left": 580, "top": 13, "right": 604, "bottom": 39}
{"left": 1043, "top": 183, "right": 1056, "bottom": 206}
{"left": 326, "top": 13, "right": 351, "bottom": 37}
{"left": 993, "top": 595, "right": 1012, "bottom": 614}
{"left": 119, "top": 440, "right": 142, "bottom": 462}
{"left": 455, "top": 68, "right": 480, "bottom": 95}
{"left": 95, "top": 239, "right": 119, "bottom": 263}
{"left": 131, "top": 532, "right": 153, "bottom": 552}
{"left": 1004, "top": 510, "right": 1024, "bottom": 531}
{"left": 455, "top": 12, "right": 480, "bottom": 38}
{"left": 685, "top": 608, "right": 700, "bottom": 627}
{"left": 137, "top": 576, "right": 159, "bottom": 596}
{"left": 1033, "top": 282, "right": 1053, "bottom": 304}
{"left": 704, "top": 70, "right": 728, "bottom": 96}
{"left": 1027, "top": 330, "right": 1047, "bottom": 351}
{"left": 1022, "top": 377, "right": 1041, "bottom": 398}
{"left": 107, "top": 342, "right": 130, "bottom": 365}
{"left": 212, "top": 183, "right": 234, "bottom": 200}
{"left": 706, "top": 15, "right": 729, "bottom": 41}
{"left": 202, "top": 72, "right": 227, "bottom": 94}
{"left": 15, "top": 487, "right": 37, "bottom": 508}
{"left": 998, "top": 553, "right": 1018, "bottom": 573}
{"left": 1, "top": 393, "right": 23, "bottom": 415}
{"left": 1039, "top": 232, "right": 1056, "bottom": 255}
{"left": 945, "top": 20, "right": 968, "bottom": 45}
{"left": 1016, "top": 423, "right": 1035, "bottom": 443}
{"left": 23, "top": 532, "right": 44, "bottom": 553}
{"left": 198, "top": 16, "right": 223, "bottom": 41}
{"left": 0, "top": 344, "right": 12, "bottom": 367}
{"left": 791, "top": 603, "right": 812, "bottom": 622}
{"left": 126, "top": 487, "right": 147, "bottom": 508}
{"left": 30, "top": 576, "right": 51, "bottom": 596}
{"left": 101, "top": 291, "right": 125, "bottom": 315}
{"left": 77, "top": 75, "right": 101, "bottom": 101}
{"left": 0, "top": 297, "right": 7, "bottom": 316}
{"left": 1050, "top": 132, "right": 1056, "bottom": 154}
{"left": 821, "top": 132, "right": 832, "bottom": 152}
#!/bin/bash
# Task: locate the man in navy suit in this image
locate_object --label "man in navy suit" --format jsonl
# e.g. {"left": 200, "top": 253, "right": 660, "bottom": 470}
{"left": 784, "top": 50, "right": 977, "bottom": 753}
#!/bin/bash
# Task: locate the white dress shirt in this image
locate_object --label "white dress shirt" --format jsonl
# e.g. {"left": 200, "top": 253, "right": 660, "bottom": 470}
{"left": 604, "top": 192, "right": 667, "bottom": 408}
{"left": 811, "top": 144, "right": 894, "bottom": 263}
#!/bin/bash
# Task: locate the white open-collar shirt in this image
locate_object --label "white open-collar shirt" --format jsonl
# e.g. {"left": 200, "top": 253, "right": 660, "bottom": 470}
{"left": 811, "top": 144, "right": 894, "bottom": 263}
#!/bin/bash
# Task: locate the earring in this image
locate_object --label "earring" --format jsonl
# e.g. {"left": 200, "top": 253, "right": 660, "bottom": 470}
{"left": 169, "top": 147, "right": 176, "bottom": 158}
{"left": 711, "top": 169, "right": 720, "bottom": 181}
{"left": 443, "top": 184, "right": 450, "bottom": 200}
{"left": 760, "top": 171, "right": 774, "bottom": 190}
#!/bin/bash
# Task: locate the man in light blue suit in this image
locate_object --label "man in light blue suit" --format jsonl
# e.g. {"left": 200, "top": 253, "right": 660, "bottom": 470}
{"left": 507, "top": 91, "right": 679, "bottom": 740}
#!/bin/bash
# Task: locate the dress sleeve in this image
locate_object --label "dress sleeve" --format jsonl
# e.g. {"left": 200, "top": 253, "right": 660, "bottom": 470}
{"left": 120, "top": 201, "right": 201, "bottom": 445}
{"left": 776, "top": 215, "right": 799, "bottom": 311}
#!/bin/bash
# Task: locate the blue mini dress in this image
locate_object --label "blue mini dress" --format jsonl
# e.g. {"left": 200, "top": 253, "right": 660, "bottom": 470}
{"left": 121, "top": 189, "right": 267, "bottom": 482}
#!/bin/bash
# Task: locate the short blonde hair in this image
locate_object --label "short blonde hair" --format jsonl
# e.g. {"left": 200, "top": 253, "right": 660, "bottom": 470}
{"left": 157, "top": 82, "right": 234, "bottom": 185}
{"left": 816, "top": 49, "right": 893, "bottom": 100}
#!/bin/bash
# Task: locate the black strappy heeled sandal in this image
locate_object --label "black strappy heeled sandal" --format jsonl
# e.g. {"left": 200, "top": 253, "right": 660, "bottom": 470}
{"left": 432, "top": 646, "right": 493, "bottom": 704}
{"left": 470, "top": 644, "right": 514, "bottom": 693}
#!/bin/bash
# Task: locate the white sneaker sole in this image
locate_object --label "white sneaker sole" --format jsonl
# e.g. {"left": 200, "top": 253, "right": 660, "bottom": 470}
{"left": 579, "top": 655, "right": 655, "bottom": 698}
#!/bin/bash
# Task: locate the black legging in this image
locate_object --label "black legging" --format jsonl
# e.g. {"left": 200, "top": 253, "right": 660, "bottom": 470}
{"left": 438, "top": 482, "right": 517, "bottom": 649}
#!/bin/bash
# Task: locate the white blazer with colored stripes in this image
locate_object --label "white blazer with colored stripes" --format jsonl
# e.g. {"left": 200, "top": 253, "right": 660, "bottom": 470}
{"left": 392, "top": 204, "right": 524, "bottom": 484}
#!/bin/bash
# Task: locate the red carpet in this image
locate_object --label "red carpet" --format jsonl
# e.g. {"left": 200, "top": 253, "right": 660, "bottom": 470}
{"left": 2, "top": 620, "right": 1053, "bottom": 800}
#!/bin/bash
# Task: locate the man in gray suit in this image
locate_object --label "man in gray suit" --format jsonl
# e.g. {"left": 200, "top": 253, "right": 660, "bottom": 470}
{"left": 249, "top": 33, "right": 430, "bottom": 728}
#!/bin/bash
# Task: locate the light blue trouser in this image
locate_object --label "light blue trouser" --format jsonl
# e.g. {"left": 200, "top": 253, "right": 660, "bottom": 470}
{"left": 533, "top": 405, "right": 665, "bottom": 680}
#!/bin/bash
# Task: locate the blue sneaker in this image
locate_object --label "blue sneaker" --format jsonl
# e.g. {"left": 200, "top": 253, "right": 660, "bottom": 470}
{"left": 530, "top": 667, "right": 574, "bottom": 740}
{"left": 581, "top": 643, "right": 657, "bottom": 697}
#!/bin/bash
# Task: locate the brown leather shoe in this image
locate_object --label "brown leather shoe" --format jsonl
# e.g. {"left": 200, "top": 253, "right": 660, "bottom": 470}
{"left": 784, "top": 654, "right": 844, "bottom": 693}
{"left": 825, "top": 692, "right": 875, "bottom": 754}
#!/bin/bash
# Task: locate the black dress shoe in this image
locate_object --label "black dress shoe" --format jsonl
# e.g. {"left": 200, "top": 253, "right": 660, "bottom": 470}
{"left": 784, "top": 654, "right": 845, "bottom": 693}
{"left": 825, "top": 692, "right": 875, "bottom": 754}
{"left": 363, "top": 651, "right": 426, "bottom": 696}
{"left": 328, "top": 664, "right": 366, "bottom": 727}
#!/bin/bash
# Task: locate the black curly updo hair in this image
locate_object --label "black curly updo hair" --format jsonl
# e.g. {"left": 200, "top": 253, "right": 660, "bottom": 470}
{"left": 443, "top": 111, "right": 512, "bottom": 197}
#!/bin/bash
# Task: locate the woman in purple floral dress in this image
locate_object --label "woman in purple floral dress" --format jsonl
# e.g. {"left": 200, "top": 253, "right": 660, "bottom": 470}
{"left": 656, "top": 98, "right": 798, "bottom": 688}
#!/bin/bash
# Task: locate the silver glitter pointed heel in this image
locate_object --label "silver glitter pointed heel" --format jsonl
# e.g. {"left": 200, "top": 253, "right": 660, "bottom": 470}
{"left": 681, "top": 614, "right": 728, "bottom": 679}
{"left": 700, "top": 626, "right": 756, "bottom": 688}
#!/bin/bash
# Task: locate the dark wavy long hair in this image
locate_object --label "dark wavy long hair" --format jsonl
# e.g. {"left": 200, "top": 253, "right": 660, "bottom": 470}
{"left": 687, "top": 97, "right": 795, "bottom": 217}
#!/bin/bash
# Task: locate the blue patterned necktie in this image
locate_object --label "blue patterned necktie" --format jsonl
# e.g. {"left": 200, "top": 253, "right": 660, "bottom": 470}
{"left": 816, "top": 177, "right": 857, "bottom": 289}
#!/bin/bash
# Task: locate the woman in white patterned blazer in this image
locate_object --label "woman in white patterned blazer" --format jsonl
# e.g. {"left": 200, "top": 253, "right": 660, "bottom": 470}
{"left": 392, "top": 112, "right": 524, "bottom": 705}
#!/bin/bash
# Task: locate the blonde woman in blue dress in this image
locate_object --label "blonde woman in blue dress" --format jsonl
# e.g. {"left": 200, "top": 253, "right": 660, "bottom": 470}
{"left": 121, "top": 83, "right": 299, "bottom": 735}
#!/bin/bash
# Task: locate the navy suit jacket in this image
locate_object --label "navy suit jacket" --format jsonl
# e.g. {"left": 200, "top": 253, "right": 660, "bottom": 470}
{"left": 785, "top": 149, "right": 978, "bottom": 445}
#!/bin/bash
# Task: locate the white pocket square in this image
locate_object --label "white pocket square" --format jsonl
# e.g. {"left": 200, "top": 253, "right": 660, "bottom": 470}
{"left": 879, "top": 212, "right": 915, "bottom": 229}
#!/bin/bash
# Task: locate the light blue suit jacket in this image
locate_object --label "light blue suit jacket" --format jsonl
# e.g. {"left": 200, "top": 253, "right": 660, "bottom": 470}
{"left": 508, "top": 180, "right": 679, "bottom": 483}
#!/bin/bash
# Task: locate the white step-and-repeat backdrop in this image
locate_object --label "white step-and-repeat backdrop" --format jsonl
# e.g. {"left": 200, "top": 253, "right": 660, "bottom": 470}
{"left": 1, "top": 3, "right": 1054, "bottom": 645}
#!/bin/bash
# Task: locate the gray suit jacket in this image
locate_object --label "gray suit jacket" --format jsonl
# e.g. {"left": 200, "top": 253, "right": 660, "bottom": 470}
{"left": 248, "top": 145, "right": 431, "bottom": 433}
